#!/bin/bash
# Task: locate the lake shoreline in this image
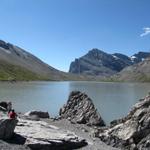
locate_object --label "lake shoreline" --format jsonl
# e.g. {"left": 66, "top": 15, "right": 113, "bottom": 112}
{"left": 0, "top": 91, "right": 150, "bottom": 149}
{"left": 0, "top": 81, "right": 149, "bottom": 124}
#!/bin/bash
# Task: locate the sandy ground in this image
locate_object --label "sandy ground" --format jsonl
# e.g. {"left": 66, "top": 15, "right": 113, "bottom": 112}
{"left": 43, "top": 118, "right": 120, "bottom": 150}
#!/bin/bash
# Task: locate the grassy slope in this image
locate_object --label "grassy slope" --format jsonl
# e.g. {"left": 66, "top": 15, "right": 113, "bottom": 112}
{"left": 0, "top": 60, "right": 97, "bottom": 81}
{"left": 0, "top": 60, "right": 48, "bottom": 81}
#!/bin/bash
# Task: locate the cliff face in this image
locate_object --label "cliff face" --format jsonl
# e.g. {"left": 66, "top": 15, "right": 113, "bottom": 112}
{"left": 69, "top": 49, "right": 150, "bottom": 77}
{"left": 69, "top": 49, "right": 128, "bottom": 76}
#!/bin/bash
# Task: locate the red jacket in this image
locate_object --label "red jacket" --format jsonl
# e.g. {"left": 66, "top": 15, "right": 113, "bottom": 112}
{"left": 9, "top": 112, "right": 17, "bottom": 119}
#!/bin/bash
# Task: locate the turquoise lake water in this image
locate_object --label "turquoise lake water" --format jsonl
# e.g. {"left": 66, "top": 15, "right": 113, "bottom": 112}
{"left": 0, "top": 81, "right": 149, "bottom": 124}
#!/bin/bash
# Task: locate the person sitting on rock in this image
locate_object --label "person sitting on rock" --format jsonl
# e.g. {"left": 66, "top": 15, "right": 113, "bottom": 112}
{"left": 8, "top": 109, "right": 17, "bottom": 119}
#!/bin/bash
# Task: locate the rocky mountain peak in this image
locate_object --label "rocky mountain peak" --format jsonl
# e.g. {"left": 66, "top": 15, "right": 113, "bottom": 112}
{"left": 0, "top": 40, "right": 10, "bottom": 50}
{"left": 86, "top": 49, "right": 109, "bottom": 60}
{"left": 131, "top": 51, "right": 150, "bottom": 63}
{"left": 88, "top": 48, "right": 105, "bottom": 55}
{"left": 0, "top": 40, "right": 29, "bottom": 59}
{"left": 69, "top": 49, "right": 150, "bottom": 77}
{"left": 69, "top": 49, "right": 131, "bottom": 76}
{"left": 113, "top": 53, "right": 131, "bottom": 61}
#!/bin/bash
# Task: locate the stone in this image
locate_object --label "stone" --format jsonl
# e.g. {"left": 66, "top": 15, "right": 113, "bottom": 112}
{"left": 0, "top": 102, "right": 8, "bottom": 111}
{"left": 0, "top": 106, "right": 7, "bottom": 112}
{"left": 0, "top": 118, "right": 18, "bottom": 140}
{"left": 59, "top": 91, "right": 105, "bottom": 126}
{"left": 15, "top": 118, "right": 87, "bottom": 150}
{"left": 81, "top": 128, "right": 88, "bottom": 133}
{"left": 97, "top": 94, "right": 150, "bottom": 149}
{"left": 24, "top": 110, "right": 50, "bottom": 119}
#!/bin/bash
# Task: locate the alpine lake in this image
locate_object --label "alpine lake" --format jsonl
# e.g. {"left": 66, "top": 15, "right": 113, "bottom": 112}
{"left": 0, "top": 81, "right": 149, "bottom": 124}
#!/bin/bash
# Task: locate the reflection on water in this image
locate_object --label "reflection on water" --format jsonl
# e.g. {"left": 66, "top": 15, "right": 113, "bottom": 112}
{"left": 0, "top": 81, "right": 149, "bottom": 124}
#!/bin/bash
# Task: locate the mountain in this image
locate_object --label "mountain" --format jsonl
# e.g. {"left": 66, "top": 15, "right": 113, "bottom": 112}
{"left": 130, "top": 51, "right": 150, "bottom": 63}
{"left": 1, "top": 40, "right": 149, "bottom": 81}
{"left": 69, "top": 49, "right": 150, "bottom": 77}
{"left": 116, "top": 57, "right": 150, "bottom": 82}
{"left": 0, "top": 40, "right": 82, "bottom": 81}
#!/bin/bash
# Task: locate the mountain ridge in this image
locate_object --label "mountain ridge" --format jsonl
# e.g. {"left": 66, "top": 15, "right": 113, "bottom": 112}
{"left": 116, "top": 57, "right": 150, "bottom": 82}
{"left": 0, "top": 40, "right": 109, "bottom": 81}
{"left": 0, "top": 40, "right": 64, "bottom": 80}
{"left": 69, "top": 48, "right": 150, "bottom": 77}
{"left": 1, "top": 39, "right": 150, "bottom": 82}
{"left": 0, "top": 40, "right": 89, "bottom": 81}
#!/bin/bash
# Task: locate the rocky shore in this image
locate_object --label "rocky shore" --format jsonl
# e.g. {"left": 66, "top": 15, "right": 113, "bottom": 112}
{"left": 0, "top": 91, "right": 149, "bottom": 150}
{"left": 95, "top": 93, "right": 150, "bottom": 150}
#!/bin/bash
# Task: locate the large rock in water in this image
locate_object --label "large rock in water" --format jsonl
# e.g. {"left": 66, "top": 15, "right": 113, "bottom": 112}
{"left": 0, "top": 118, "right": 18, "bottom": 140}
{"left": 59, "top": 91, "right": 105, "bottom": 126}
{"left": 15, "top": 119, "right": 87, "bottom": 150}
{"left": 96, "top": 94, "right": 150, "bottom": 149}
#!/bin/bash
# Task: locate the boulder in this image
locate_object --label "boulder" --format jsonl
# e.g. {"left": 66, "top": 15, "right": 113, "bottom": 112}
{"left": 59, "top": 91, "right": 105, "bottom": 126}
{"left": 24, "top": 111, "right": 50, "bottom": 119}
{"left": 0, "top": 102, "right": 8, "bottom": 111}
{"left": 0, "top": 118, "right": 18, "bottom": 140}
{"left": 96, "top": 94, "right": 150, "bottom": 149}
{"left": 15, "top": 119, "right": 87, "bottom": 150}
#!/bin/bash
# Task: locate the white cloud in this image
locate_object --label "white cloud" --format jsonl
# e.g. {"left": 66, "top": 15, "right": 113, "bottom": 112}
{"left": 140, "top": 27, "right": 150, "bottom": 37}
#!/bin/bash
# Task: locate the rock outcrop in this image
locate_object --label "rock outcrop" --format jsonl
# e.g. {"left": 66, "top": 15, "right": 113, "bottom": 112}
{"left": 59, "top": 91, "right": 105, "bottom": 126}
{"left": 0, "top": 118, "right": 18, "bottom": 140}
{"left": 24, "top": 111, "right": 50, "bottom": 119}
{"left": 95, "top": 94, "right": 150, "bottom": 149}
{"left": 15, "top": 119, "right": 87, "bottom": 150}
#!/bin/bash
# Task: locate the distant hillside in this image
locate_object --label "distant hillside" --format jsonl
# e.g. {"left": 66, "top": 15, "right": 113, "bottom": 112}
{"left": 1, "top": 40, "right": 150, "bottom": 82}
{"left": 0, "top": 40, "right": 85, "bottom": 81}
{"left": 69, "top": 48, "right": 150, "bottom": 77}
{"left": 116, "top": 57, "right": 150, "bottom": 82}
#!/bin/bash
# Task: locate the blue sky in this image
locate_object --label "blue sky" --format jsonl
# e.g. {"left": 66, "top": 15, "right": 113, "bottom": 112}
{"left": 0, "top": 0, "right": 150, "bottom": 72}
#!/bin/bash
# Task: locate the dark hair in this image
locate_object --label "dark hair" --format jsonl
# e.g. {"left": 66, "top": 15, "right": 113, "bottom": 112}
{"left": 11, "top": 109, "right": 15, "bottom": 112}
